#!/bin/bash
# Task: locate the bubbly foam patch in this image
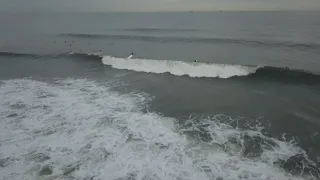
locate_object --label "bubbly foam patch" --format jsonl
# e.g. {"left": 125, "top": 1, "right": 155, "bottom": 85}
{"left": 0, "top": 78, "right": 316, "bottom": 180}
{"left": 101, "top": 56, "right": 257, "bottom": 78}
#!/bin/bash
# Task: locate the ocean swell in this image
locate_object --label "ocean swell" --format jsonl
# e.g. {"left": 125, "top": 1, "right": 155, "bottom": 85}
{"left": 1, "top": 51, "right": 319, "bottom": 84}
{"left": 58, "top": 33, "right": 320, "bottom": 50}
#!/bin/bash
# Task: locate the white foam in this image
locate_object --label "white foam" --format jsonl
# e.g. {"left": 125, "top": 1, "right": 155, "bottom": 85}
{"left": 102, "top": 56, "right": 257, "bottom": 78}
{"left": 0, "top": 78, "right": 313, "bottom": 180}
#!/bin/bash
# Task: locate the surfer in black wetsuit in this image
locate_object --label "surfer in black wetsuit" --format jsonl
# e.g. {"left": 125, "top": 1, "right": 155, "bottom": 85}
{"left": 194, "top": 59, "right": 198, "bottom": 62}
{"left": 128, "top": 52, "right": 134, "bottom": 59}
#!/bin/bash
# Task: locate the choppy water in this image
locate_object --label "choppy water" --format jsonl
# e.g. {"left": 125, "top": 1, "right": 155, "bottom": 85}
{"left": 0, "top": 12, "right": 320, "bottom": 180}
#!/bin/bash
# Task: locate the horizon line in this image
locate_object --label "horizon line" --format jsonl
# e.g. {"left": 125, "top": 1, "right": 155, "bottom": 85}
{"left": 1, "top": 9, "right": 320, "bottom": 13}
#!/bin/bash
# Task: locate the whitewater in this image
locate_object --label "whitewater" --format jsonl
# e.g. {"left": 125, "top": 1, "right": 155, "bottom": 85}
{"left": 0, "top": 78, "right": 315, "bottom": 180}
{"left": 101, "top": 56, "right": 258, "bottom": 78}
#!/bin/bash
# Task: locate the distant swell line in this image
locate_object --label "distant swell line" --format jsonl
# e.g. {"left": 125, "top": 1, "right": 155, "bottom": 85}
{"left": 58, "top": 33, "right": 320, "bottom": 50}
{"left": 0, "top": 51, "right": 102, "bottom": 60}
{"left": 0, "top": 52, "right": 40, "bottom": 58}
{"left": 116, "top": 28, "right": 201, "bottom": 32}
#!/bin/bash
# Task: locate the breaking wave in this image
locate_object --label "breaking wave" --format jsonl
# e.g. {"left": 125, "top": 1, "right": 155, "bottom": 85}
{"left": 101, "top": 55, "right": 320, "bottom": 84}
{"left": 1, "top": 51, "right": 319, "bottom": 84}
{"left": 102, "top": 56, "right": 257, "bottom": 78}
{"left": 0, "top": 78, "right": 318, "bottom": 180}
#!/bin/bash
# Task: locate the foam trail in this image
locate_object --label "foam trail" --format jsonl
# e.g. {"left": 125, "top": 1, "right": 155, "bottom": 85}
{"left": 102, "top": 56, "right": 257, "bottom": 78}
{"left": 0, "top": 79, "right": 316, "bottom": 180}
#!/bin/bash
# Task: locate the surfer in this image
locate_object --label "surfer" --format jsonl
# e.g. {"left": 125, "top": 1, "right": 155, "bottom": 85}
{"left": 194, "top": 59, "right": 198, "bottom": 62}
{"left": 128, "top": 52, "right": 134, "bottom": 59}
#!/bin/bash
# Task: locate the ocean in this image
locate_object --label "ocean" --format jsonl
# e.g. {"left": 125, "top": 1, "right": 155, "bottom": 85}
{"left": 0, "top": 11, "right": 320, "bottom": 180}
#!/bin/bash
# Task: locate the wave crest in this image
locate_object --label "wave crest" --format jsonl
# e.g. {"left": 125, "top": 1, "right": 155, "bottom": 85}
{"left": 102, "top": 56, "right": 257, "bottom": 78}
{"left": 102, "top": 56, "right": 320, "bottom": 84}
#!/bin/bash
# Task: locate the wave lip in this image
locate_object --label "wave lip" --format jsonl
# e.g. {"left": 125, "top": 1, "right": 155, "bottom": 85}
{"left": 102, "top": 56, "right": 257, "bottom": 78}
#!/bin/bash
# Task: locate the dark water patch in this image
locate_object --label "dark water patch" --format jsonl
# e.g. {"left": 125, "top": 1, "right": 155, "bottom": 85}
{"left": 0, "top": 157, "right": 16, "bottom": 168}
{"left": 58, "top": 33, "right": 320, "bottom": 50}
{"left": 276, "top": 153, "right": 320, "bottom": 178}
{"left": 39, "top": 164, "right": 53, "bottom": 176}
{"left": 6, "top": 113, "right": 19, "bottom": 118}
{"left": 242, "top": 135, "right": 265, "bottom": 158}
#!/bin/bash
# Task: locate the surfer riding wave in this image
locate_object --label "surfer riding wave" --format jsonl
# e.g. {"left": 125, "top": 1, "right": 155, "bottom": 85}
{"left": 128, "top": 52, "right": 134, "bottom": 59}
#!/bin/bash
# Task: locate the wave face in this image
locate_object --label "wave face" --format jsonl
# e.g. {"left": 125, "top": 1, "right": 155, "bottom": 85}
{"left": 102, "top": 56, "right": 257, "bottom": 78}
{"left": 1, "top": 51, "right": 319, "bottom": 83}
{"left": 101, "top": 56, "right": 320, "bottom": 84}
{"left": 0, "top": 78, "right": 318, "bottom": 180}
{"left": 246, "top": 66, "right": 320, "bottom": 84}
{"left": 59, "top": 33, "right": 320, "bottom": 50}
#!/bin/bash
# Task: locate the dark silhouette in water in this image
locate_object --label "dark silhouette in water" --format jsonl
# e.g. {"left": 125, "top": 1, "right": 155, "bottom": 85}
{"left": 127, "top": 52, "right": 134, "bottom": 59}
